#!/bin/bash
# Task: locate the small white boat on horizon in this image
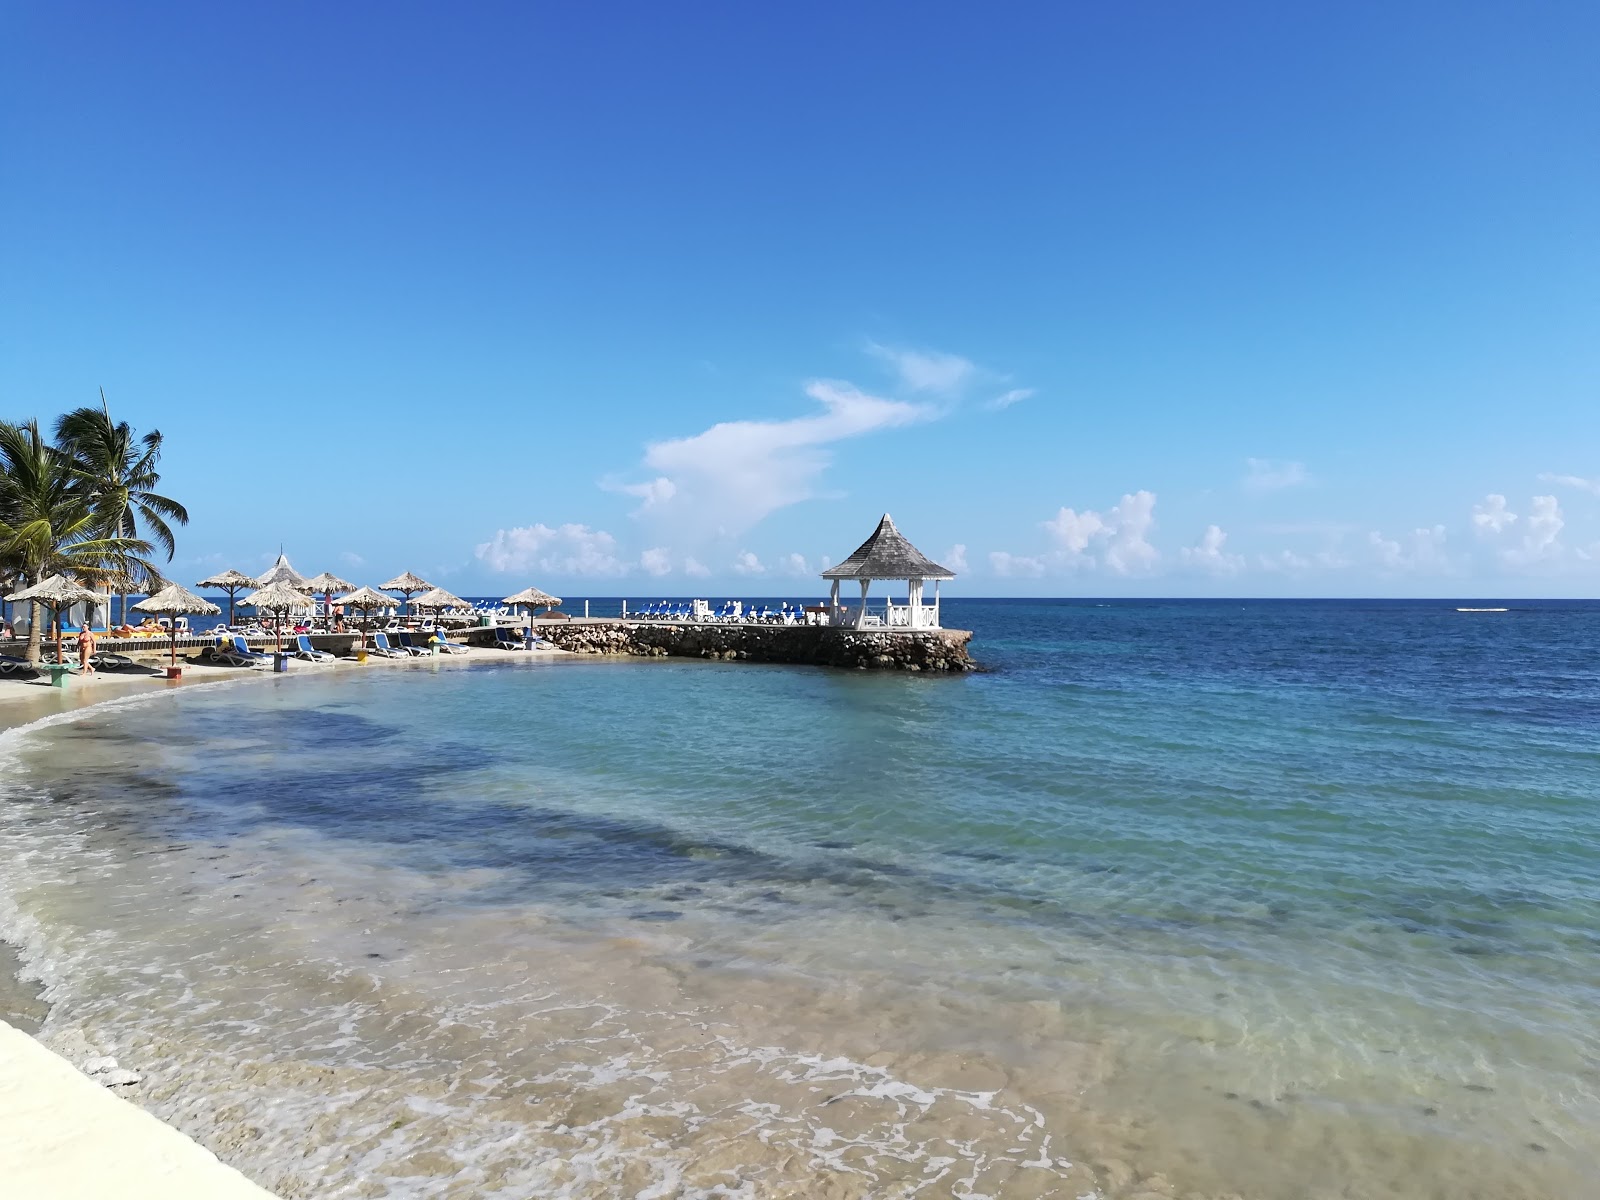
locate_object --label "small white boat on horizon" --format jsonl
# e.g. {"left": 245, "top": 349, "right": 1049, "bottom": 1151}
{"left": 1456, "top": 607, "right": 1509, "bottom": 612}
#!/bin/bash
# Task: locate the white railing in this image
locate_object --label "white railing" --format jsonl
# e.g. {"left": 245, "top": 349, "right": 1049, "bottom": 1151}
{"left": 838, "top": 602, "right": 940, "bottom": 629}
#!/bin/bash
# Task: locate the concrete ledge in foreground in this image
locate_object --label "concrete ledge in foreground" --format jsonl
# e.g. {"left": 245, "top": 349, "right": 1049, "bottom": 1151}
{"left": 0, "top": 1020, "right": 276, "bottom": 1200}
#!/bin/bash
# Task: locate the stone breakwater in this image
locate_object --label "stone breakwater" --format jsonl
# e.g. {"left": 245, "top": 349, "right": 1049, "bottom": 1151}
{"left": 524, "top": 621, "right": 976, "bottom": 671}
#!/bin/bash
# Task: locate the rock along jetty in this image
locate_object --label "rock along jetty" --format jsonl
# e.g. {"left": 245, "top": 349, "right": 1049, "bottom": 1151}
{"left": 526, "top": 620, "right": 976, "bottom": 672}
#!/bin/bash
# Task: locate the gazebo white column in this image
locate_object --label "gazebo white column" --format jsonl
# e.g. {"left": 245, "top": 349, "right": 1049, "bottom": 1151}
{"left": 856, "top": 579, "right": 870, "bottom": 629}
{"left": 908, "top": 578, "right": 924, "bottom": 629}
{"left": 933, "top": 580, "right": 941, "bottom": 629}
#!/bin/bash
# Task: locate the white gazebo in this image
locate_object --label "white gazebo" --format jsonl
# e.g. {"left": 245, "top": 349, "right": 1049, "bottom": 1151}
{"left": 820, "top": 514, "right": 955, "bottom": 630}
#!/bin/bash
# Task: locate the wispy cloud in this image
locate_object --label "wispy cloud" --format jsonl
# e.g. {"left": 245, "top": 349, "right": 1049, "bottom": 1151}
{"left": 988, "top": 550, "right": 1046, "bottom": 577}
{"left": 731, "top": 550, "right": 766, "bottom": 576}
{"left": 1243, "top": 458, "right": 1311, "bottom": 492}
{"left": 986, "top": 388, "right": 1035, "bottom": 411}
{"left": 475, "top": 523, "right": 626, "bottom": 577}
{"left": 941, "top": 544, "right": 969, "bottom": 573}
{"left": 865, "top": 341, "right": 977, "bottom": 395}
{"left": 1368, "top": 526, "right": 1449, "bottom": 572}
{"left": 620, "top": 379, "right": 936, "bottom": 539}
{"left": 640, "top": 547, "right": 673, "bottom": 577}
{"left": 1538, "top": 472, "right": 1600, "bottom": 496}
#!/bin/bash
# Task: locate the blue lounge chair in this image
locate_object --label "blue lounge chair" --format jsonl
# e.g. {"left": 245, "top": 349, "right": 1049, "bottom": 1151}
{"left": 430, "top": 628, "right": 469, "bottom": 654}
{"left": 0, "top": 653, "right": 39, "bottom": 677}
{"left": 208, "top": 636, "right": 266, "bottom": 667}
{"left": 295, "top": 634, "right": 334, "bottom": 663}
{"left": 370, "top": 632, "right": 411, "bottom": 658}
{"left": 493, "top": 626, "right": 526, "bottom": 650}
{"left": 397, "top": 631, "right": 432, "bottom": 656}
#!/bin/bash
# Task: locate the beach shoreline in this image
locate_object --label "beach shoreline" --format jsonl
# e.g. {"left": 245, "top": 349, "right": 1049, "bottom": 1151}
{"left": 0, "top": 643, "right": 567, "bottom": 1200}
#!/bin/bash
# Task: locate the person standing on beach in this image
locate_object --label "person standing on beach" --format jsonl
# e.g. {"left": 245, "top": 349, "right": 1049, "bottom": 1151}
{"left": 78, "top": 625, "right": 96, "bottom": 673}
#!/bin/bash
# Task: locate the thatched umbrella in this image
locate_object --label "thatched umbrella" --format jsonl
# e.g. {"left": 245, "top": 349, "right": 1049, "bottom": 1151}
{"left": 6, "top": 575, "right": 104, "bottom": 666}
{"left": 381, "top": 571, "right": 433, "bottom": 616}
{"left": 410, "top": 587, "right": 468, "bottom": 619}
{"left": 133, "top": 584, "right": 221, "bottom": 670}
{"left": 240, "top": 580, "right": 313, "bottom": 653}
{"left": 195, "top": 569, "right": 261, "bottom": 629}
{"left": 257, "top": 551, "right": 308, "bottom": 589}
{"left": 303, "top": 572, "right": 355, "bottom": 631}
{"left": 503, "top": 585, "right": 562, "bottom": 648}
{"left": 336, "top": 586, "right": 397, "bottom": 647}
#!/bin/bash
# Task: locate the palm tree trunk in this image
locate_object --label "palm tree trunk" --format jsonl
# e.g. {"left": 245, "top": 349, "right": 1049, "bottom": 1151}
{"left": 25, "top": 599, "right": 42, "bottom": 666}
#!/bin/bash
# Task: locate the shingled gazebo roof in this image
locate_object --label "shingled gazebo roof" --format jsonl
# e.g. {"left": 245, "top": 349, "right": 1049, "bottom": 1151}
{"left": 820, "top": 514, "right": 956, "bottom": 581}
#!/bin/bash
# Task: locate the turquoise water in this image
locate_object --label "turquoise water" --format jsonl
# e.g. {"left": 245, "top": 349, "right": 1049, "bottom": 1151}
{"left": 1, "top": 599, "right": 1597, "bottom": 1198}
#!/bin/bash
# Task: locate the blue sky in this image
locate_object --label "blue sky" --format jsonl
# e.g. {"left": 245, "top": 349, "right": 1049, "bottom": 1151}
{"left": 4, "top": 2, "right": 1597, "bottom": 597}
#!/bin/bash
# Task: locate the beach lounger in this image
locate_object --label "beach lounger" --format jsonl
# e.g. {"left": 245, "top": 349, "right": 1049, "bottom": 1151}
{"left": 88, "top": 651, "right": 144, "bottom": 673}
{"left": 0, "top": 654, "right": 39, "bottom": 677}
{"left": 493, "top": 627, "right": 527, "bottom": 650}
{"left": 369, "top": 632, "right": 410, "bottom": 658}
{"left": 397, "top": 631, "right": 435, "bottom": 656}
{"left": 295, "top": 634, "right": 334, "bottom": 663}
{"left": 430, "top": 629, "right": 469, "bottom": 654}
{"left": 208, "top": 636, "right": 267, "bottom": 667}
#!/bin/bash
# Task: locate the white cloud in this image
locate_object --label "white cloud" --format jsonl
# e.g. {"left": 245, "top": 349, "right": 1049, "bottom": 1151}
{"left": 338, "top": 551, "right": 365, "bottom": 568}
{"left": 683, "top": 556, "right": 711, "bottom": 578}
{"left": 1042, "top": 507, "right": 1106, "bottom": 556}
{"left": 1505, "top": 495, "right": 1563, "bottom": 565}
{"left": 1243, "top": 458, "right": 1311, "bottom": 492}
{"left": 1470, "top": 493, "right": 1567, "bottom": 568}
{"left": 989, "top": 551, "right": 1046, "bottom": 577}
{"left": 777, "top": 552, "right": 811, "bottom": 577}
{"left": 1041, "top": 490, "right": 1159, "bottom": 575}
{"left": 986, "top": 388, "right": 1035, "bottom": 411}
{"left": 1181, "top": 525, "right": 1244, "bottom": 574}
{"left": 1538, "top": 473, "right": 1600, "bottom": 496}
{"left": 640, "top": 547, "right": 673, "bottom": 577}
{"left": 613, "top": 477, "right": 677, "bottom": 510}
{"left": 941, "top": 544, "right": 969, "bottom": 573}
{"left": 1368, "top": 526, "right": 1449, "bottom": 572}
{"left": 731, "top": 551, "right": 766, "bottom": 575}
{"left": 1258, "top": 548, "right": 1348, "bottom": 573}
{"left": 1471, "top": 494, "right": 1518, "bottom": 536}
{"left": 865, "top": 342, "right": 976, "bottom": 395}
{"left": 475, "top": 523, "right": 626, "bottom": 577}
{"left": 622, "top": 379, "right": 935, "bottom": 537}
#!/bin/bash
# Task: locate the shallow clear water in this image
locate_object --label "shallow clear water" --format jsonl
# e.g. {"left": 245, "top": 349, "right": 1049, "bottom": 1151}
{"left": 2, "top": 599, "right": 1597, "bottom": 1198}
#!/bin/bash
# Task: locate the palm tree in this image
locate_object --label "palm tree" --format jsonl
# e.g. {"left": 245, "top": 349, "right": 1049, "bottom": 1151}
{"left": 55, "top": 392, "right": 189, "bottom": 625}
{"left": 0, "top": 420, "right": 159, "bottom": 664}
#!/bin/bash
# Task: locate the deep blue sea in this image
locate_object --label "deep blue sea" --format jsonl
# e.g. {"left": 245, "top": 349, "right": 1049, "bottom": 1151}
{"left": 1, "top": 599, "right": 1596, "bottom": 1199}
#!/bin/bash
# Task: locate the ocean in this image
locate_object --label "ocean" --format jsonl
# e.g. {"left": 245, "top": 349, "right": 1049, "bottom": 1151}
{"left": 1, "top": 599, "right": 1596, "bottom": 1198}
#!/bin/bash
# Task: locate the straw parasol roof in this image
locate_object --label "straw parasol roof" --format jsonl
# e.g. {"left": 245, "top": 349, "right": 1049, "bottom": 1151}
{"left": 410, "top": 587, "right": 467, "bottom": 610}
{"left": 503, "top": 586, "right": 561, "bottom": 607}
{"left": 196, "top": 568, "right": 261, "bottom": 590}
{"left": 134, "top": 585, "right": 222, "bottom": 669}
{"left": 10, "top": 576, "right": 122, "bottom": 667}
{"left": 337, "top": 585, "right": 396, "bottom": 608}
{"left": 257, "top": 552, "right": 308, "bottom": 589}
{"left": 240, "top": 581, "right": 314, "bottom": 612}
{"left": 195, "top": 568, "right": 261, "bottom": 628}
{"left": 304, "top": 571, "right": 355, "bottom": 594}
{"left": 381, "top": 571, "right": 433, "bottom": 593}
{"left": 6, "top": 575, "right": 105, "bottom": 606}
{"left": 133, "top": 584, "right": 222, "bottom": 617}
{"left": 820, "top": 513, "right": 956, "bottom": 581}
